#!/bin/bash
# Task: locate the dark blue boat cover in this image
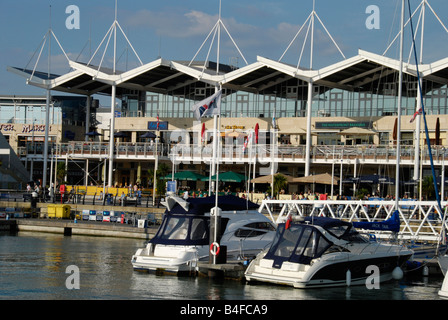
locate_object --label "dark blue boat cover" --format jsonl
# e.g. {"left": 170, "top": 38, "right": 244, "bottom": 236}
{"left": 167, "top": 195, "right": 258, "bottom": 215}
{"left": 353, "top": 210, "right": 400, "bottom": 233}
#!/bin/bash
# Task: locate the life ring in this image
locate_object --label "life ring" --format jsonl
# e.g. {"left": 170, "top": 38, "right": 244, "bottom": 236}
{"left": 210, "top": 242, "right": 220, "bottom": 256}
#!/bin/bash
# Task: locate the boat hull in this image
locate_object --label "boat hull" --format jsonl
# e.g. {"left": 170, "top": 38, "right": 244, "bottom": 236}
{"left": 131, "top": 245, "right": 264, "bottom": 275}
{"left": 245, "top": 253, "right": 413, "bottom": 289}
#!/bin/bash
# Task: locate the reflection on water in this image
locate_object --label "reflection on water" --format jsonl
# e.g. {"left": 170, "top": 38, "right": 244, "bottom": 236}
{"left": 0, "top": 232, "right": 444, "bottom": 300}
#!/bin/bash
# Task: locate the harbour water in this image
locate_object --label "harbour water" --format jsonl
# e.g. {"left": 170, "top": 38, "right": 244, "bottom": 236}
{"left": 0, "top": 231, "right": 445, "bottom": 301}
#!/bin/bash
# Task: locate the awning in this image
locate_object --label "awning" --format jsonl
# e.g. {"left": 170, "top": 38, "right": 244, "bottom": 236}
{"left": 293, "top": 173, "right": 339, "bottom": 185}
{"left": 163, "top": 171, "right": 207, "bottom": 181}
{"left": 251, "top": 173, "right": 295, "bottom": 184}
{"left": 338, "top": 127, "right": 377, "bottom": 136}
{"left": 204, "top": 171, "right": 247, "bottom": 183}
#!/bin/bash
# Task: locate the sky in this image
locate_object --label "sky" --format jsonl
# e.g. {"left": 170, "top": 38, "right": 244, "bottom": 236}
{"left": 1, "top": 0, "right": 448, "bottom": 101}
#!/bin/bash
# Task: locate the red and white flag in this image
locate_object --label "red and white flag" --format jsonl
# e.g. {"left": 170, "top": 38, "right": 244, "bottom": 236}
{"left": 410, "top": 107, "right": 422, "bottom": 123}
{"left": 191, "top": 90, "right": 222, "bottom": 121}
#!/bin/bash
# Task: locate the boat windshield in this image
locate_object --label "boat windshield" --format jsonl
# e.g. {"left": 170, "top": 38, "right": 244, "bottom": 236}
{"left": 264, "top": 223, "right": 333, "bottom": 268}
{"left": 151, "top": 215, "right": 210, "bottom": 246}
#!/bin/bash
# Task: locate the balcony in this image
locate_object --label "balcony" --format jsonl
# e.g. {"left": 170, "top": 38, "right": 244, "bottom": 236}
{"left": 21, "top": 142, "right": 445, "bottom": 167}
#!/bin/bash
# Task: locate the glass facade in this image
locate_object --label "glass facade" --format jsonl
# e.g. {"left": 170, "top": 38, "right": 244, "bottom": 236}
{"left": 128, "top": 79, "right": 447, "bottom": 120}
{"left": 0, "top": 95, "right": 88, "bottom": 126}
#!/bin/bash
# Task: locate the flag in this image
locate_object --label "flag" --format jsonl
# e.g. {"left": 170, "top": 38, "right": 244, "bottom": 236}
{"left": 192, "top": 90, "right": 222, "bottom": 121}
{"left": 201, "top": 123, "right": 206, "bottom": 143}
{"left": 285, "top": 214, "right": 293, "bottom": 230}
{"left": 156, "top": 113, "right": 160, "bottom": 131}
{"left": 272, "top": 108, "right": 276, "bottom": 129}
{"left": 410, "top": 107, "right": 422, "bottom": 123}
{"left": 255, "top": 123, "right": 259, "bottom": 144}
{"left": 242, "top": 131, "right": 253, "bottom": 152}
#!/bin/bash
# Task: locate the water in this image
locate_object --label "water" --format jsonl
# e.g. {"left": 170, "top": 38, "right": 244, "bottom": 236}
{"left": 0, "top": 231, "right": 444, "bottom": 301}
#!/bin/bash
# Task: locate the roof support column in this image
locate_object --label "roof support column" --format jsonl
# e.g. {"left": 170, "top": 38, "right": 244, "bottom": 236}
{"left": 305, "top": 80, "right": 313, "bottom": 177}
{"left": 108, "top": 84, "right": 116, "bottom": 187}
{"left": 85, "top": 95, "right": 91, "bottom": 142}
{"left": 42, "top": 89, "right": 51, "bottom": 192}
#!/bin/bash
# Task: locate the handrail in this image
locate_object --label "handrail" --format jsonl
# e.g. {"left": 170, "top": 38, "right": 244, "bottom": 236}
{"left": 258, "top": 199, "right": 448, "bottom": 242}
{"left": 24, "top": 141, "right": 448, "bottom": 165}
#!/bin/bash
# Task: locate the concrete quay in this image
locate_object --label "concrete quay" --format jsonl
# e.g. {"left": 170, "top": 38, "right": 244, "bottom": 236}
{"left": 0, "top": 219, "right": 158, "bottom": 240}
{"left": 21, "top": 219, "right": 158, "bottom": 239}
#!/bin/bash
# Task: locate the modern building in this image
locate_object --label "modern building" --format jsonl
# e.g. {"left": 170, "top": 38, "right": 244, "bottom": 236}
{"left": 5, "top": 2, "right": 448, "bottom": 199}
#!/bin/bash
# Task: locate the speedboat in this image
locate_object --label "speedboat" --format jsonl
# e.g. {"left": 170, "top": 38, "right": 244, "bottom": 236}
{"left": 131, "top": 195, "right": 276, "bottom": 275}
{"left": 245, "top": 216, "right": 413, "bottom": 288}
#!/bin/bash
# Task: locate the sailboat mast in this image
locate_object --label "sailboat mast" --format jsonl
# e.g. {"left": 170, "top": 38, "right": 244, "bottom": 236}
{"left": 395, "top": 0, "right": 405, "bottom": 210}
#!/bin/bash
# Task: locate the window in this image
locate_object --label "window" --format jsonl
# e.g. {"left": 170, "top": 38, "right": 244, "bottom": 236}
{"left": 190, "top": 218, "right": 208, "bottom": 241}
{"left": 160, "top": 217, "right": 190, "bottom": 240}
{"left": 234, "top": 222, "right": 275, "bottom": 238}
{"left": 273, "top": 225, "right": 302, "bottom": 258}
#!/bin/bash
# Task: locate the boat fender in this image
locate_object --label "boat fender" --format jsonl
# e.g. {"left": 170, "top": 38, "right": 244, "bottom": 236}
{"left": 346, "top": 269, "right": 351, "bottom": 286}
{"left": 392, "top": 266, "right": 404, "bottom": 280}
{"left": 422, "top": 265, "right": 429, "bottom": 277}
{"left": 210, "top": 242, "right": 220, "bottom": 256}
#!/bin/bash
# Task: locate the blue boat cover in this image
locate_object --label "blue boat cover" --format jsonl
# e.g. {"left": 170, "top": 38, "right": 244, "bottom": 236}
{"left": 353, "top": 210, "right": 400, "bottom": 233}
{"left": 167, "top": 195, "right": 258, "bottom": 215}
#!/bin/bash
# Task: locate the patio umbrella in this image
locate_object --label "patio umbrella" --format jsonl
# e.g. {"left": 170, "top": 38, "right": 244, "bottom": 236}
{"left": 255, "top": 123, "right": 259, "bottom": 144}
{"left": 85, "top": 131, "right": 102, "bottom": 136}
{"left": 140, "top": 131, "right": 157, "bottom": 139}
{"left": 163, "top": 171, "right": 207, "bottom": 181}
{"left": 205, "top": 171, "right": 247, "bottom": 183}
{"left": 436, "top": 117, "right": 440, "bottom": 145}
{"left": 251, "top": 173, "right": 295, "bottom": 184}
{"left": 293, "top": 173, "right": 339, "bottom": 185}
{"left": 114, "top": 131, "right": 128, "bottom": 138}
{"left": 201, "top": 123, "right": 206, "bottom": 142}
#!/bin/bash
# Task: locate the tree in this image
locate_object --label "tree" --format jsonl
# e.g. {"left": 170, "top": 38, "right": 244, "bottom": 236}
{"left": 148, "top": 163, "right": 170, "bottom": 197}
{"left": 57, "top": 162, "right": 66, "bottom": 184}
{"left": 273, "top": 174, "right": 288, "bottom": 199}
{"left": 421, "top": 176, "right": 435, "bottom": 200}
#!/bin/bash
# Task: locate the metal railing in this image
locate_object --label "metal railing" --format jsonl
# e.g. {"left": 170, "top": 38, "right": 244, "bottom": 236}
{"left": 259, "top": 199, "right": 448, "bottom": 242}
{"left": 41, "top": 142, "right": 448, "bottom": 165}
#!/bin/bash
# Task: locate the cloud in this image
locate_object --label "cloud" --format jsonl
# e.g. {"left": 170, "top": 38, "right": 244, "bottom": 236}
{"left": 119, "top": 8, "right": 347, "bottom": 65}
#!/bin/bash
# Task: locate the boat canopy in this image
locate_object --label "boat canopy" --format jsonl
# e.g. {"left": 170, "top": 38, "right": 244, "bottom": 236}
{"left": 263, "top": 217, "right": 360, "bottom": 268}
{"left": 166, "top": 195, "right": 258, "bottom": 215}
{"left": 150, "top": 214, "right": 215, "bottom": 246}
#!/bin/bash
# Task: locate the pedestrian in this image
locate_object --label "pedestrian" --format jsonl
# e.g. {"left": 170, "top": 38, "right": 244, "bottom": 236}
{"left": 137, "top": 187, "right": 142, "bottom": 205}
{"left": 120, "top": 192, "right": 126, "bottom": 206}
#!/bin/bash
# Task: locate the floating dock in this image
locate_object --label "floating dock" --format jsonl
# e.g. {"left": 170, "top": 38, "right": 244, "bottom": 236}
{"left": 197, "top": 261, "right": 247, "bottom": 280}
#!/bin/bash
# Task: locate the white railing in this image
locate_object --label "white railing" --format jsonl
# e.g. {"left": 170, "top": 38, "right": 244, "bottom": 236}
{"left": 259, "top": 199, "right": 448, "bottom": 242}
{"left": 43, "top": 142, "right": 448, "bottom": 166}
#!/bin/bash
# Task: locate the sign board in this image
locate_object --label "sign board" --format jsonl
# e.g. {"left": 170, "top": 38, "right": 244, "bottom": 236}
{"left": 315, "top": 121, "right": 373, "bottom": 130}
{"left": 167, "top": 180, "right": 177, "bottom": 193}
{"left": 148, "top": 121, "right": 168, "bottom": 130}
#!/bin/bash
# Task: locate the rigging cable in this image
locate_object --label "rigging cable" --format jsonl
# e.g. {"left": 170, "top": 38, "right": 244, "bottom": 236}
{"left": 406, "top": 0, "right": 442, "bottom": 214}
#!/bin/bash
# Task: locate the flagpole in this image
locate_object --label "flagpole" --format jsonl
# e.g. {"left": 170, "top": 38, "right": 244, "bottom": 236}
{"left": 212, "top": 84, "right": 222, "bottom": 265}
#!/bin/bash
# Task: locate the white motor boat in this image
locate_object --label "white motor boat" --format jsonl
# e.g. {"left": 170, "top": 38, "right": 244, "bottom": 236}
{"left": 131, "top": 195, "right": 276, "bottom": 275}
{"left": 438, "top": 253, "right": 448, "bottom": 298}
{"left": 245, "top": 216, "right": 413, "bottom": 288}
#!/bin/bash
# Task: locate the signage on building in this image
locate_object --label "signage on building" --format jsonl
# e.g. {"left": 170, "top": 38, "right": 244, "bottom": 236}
{"left": 0, "top": 124, "right": 52, "bottom": 133}
{"left": 225, "top": 125, "right": 245, "bottom": 130}
{"left": 148, "top": 121, "right": 168, "bottom": 130}
{"left": 315, "top": 121, "right": 373, "bottom": 130}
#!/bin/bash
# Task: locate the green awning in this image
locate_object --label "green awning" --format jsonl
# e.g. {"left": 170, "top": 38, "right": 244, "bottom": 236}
{"left": 202, "top": 171, "right": 247, "bottom": 183}
{"left": 163, "top": 171, "right": 207, "bottom": 181}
